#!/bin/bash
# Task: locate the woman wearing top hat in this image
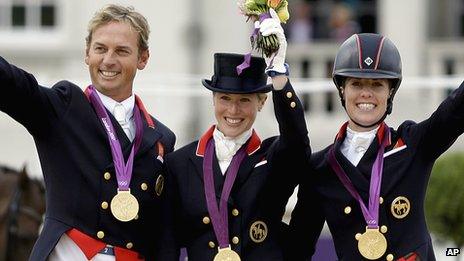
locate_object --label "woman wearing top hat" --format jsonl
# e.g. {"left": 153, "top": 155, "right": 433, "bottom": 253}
{"left": 288, "top": 33, "right": 464, "bottom": 261}
{"left": 157, "top": 10, "right": 310, "bottom": 261}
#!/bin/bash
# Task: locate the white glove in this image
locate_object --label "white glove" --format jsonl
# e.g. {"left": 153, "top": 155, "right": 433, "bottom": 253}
{"left": 258, "top": 8, "right": 288, "bottom": 75}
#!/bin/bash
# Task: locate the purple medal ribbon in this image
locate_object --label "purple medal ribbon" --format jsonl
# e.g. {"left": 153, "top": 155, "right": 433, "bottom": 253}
{"left": 236, "top": 12, "right": 272, "bottom": 75}
{"left": 203, "top": 139, "right": 247, "bottom": 248}
{"left": 87, "top": 86, "right": 144, "bottom": 190}
{"left": 328, "top": 126, "right": 390, "bottom": 228}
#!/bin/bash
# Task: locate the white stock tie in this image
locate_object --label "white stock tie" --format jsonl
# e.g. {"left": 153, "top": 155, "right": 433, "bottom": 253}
{"left": 113, "top": 104, "right": 133, "bottom": 141}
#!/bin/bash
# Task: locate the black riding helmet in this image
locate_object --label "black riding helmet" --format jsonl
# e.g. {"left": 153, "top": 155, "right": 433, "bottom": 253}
{"left": 332, "top": 33, "right": 402, "bottom": 127}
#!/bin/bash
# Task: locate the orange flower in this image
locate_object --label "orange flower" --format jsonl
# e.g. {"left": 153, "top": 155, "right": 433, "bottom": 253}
{"left": 267, "top": 0, "right": 282, "bottom": 9}
{"left": 277, "top": 2, "right": 289, "bottom": 23}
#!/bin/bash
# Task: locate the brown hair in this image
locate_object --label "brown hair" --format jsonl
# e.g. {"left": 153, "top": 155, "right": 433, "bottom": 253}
{"left": 86, "top": 4, "right": 150, "bottom": 53}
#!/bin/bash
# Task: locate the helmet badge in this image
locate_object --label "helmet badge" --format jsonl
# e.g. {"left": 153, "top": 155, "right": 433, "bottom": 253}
{"left": 364, "top": 57, "right": 374, "bottom": 66}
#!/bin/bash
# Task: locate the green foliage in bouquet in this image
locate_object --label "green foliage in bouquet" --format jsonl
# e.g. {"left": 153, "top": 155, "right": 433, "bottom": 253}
{"left": 239, "top": 0, "right": 290, "bottom": 57}
{"left": 425, "top": 152, "right": 464, "bottom": 249}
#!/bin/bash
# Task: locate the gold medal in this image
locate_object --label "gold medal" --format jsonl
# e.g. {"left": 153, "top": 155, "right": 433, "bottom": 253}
{"left": 213, "top": 247, "right": 241, "bottom": 261}
{"left": 110, "top": 189, "right": 139, "bottom": 222}
{"left": 356, "top": 227, "right": 387, "bottom": 260}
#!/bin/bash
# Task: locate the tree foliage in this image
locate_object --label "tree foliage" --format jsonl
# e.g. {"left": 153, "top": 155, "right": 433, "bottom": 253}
{"left": 426, "top": 153, "right": 464, "bottom": 247}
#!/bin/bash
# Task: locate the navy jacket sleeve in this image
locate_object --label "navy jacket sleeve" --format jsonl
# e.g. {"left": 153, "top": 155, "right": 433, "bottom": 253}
{"left": 267, "top": 80, "right": 311, "bottom": 182}
{"left": 260, "top": 80, "right": 311, "bottom": 216}
{"left": 0, "top": 56, "right": 71, "bottom": 137}
{"left": 285, "top": 152, "right": 326, "bottom": 260}
{"left": 261, "top": 80, "right": 314, "bottom": 258}
{"left": 408, "top": 80, "right": 464, "bottom": 160}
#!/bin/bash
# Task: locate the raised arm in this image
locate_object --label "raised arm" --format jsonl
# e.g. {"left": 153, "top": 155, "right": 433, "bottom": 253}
{"left": 408, "top": 80, "right": 464, "bottom": 160}
{"left": 259, "top": 8, "right": 310, "bottom": 152}
{"left": 0, "top": 56, "right": 70, "bottom": 137}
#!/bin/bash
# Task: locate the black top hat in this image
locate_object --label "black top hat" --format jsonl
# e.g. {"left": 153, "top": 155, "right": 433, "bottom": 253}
{"left": 202, "top": 53, "right": 272, "bottom": 94}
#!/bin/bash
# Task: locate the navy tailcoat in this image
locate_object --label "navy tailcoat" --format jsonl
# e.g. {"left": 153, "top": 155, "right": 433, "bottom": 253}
{"left": 158, "top": 81, "right": 311, "bottom": 261}
{"left": 0, "top": 56, "right": 175, "bottom": 261}
{"left": 289, "top": 81, "right": 464, "bottom": 260}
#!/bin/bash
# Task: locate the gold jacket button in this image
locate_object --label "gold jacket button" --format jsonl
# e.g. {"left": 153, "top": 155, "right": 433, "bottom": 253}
{"left": 380, "top": 197, "right": 384, "bottom": 204}
{"left": 203, "top": 216, "right": 210, "bottom": 224}
{"left": 104, "top": 172, "right": 111, "bottom": 180}
{"left": 380, "top": 225, "right": 388, "bottom": 233}
{"left": 386, "top": 254, "right": 394, "bottom": 261}
{"left": 141, "top": 183, "right": 148, "bottom": 191}
{"left": 126, "top": 242, "right": 133, "bottom": 249}
{"left": 101, "top": 201, "right": 108, "bottom": 209}
{"left": 232, "top": 236, "right": 239, "bottom": 244}
{"left": 290, "top": 101, "right": 296, "bottom": 108}
{"left": 344, "top": 206, "right": 351, "bottom": 214}
{"left": 97, "top": 231, "right": 105, "bottom": 239}
{"left": 286, "top": 92, "right": 293, "bottom": 98}
{"left": 232, "top": 209, "right": 239, "bottom": 216}
{"left": 208, "top": 241, "right": 215, "bottom": 248}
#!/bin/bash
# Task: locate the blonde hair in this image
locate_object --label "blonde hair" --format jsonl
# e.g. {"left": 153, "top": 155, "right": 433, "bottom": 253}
{"left": 257, "top": 93, "right": 268, "bottom": 102}
{"left": 86, "top": 4, "right": 150, "bottom": 52}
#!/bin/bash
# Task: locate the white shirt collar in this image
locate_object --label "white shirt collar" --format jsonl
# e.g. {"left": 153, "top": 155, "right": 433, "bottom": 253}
{"left": 95, "top": 90, "right": 135, "bottom": 122}
{"left": 213, "top": 127, "right": 252, "bottom": 174}
{"left": 213, "top": 127, "right": 252, "bottom": 146}
{"left": 341, "top": 126, "right": 379, "bottom": 166}
{"left": 345, "top": 126, "right": 379, "bottom": 143}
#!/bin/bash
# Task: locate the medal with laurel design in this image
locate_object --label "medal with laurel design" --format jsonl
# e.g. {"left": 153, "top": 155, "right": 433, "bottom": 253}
{"left": 110, "top": 189, "right": 139, "bottom": 222}
{"left": 87, "top": 86, "right": 145, "bottom": 223}
{"left": 328, "top": 125, "right": 392, "bottom": 260}
{"left": 213, "top": 247, "right": 241, "bottom": 261}
{"left": 356, "top": 227, "right": 387, "bottom": 260}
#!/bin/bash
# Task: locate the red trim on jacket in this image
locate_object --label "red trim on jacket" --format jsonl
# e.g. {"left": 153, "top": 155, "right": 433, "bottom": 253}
{"left": 397, "top": 252, "right": 418, "bottom": 261}
{"left": 84, "top": 85, "right": 154, "bottom": 129}
{"left": 335, "top": 122, "right": 391, "bottom": 146}
{"left": 376, "top": 122, "right": 391, "bottom": 146}
{"left": 335, "top": 122, "right": 349, "bottom": 141}
{"left": 134, "top": 95, "right": 154, "bottom": 129}
{"left": 393, "top": 137, "right": 405, "bottom": 149}
{"left": 196, "top": 125, "right": 261, "bottom": 156}
{"left": 66, "top": 229, "right": 143, "bottom": 261}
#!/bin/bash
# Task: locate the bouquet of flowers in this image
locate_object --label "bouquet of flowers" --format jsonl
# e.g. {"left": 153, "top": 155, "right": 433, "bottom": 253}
{"left": 238, "top": 0, "right": 290, "bottom": 57}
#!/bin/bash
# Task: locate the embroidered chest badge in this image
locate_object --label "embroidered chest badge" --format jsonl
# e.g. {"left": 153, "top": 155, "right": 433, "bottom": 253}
{"left": 391, "top": 196, "right": 411, "bottom": 219}
{"left": 249, "top": 220, "right": 268, "bottom": 243}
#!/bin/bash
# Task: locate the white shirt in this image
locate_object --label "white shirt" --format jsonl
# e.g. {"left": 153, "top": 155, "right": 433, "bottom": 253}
{"left": 340, "top": 126, "right": 379, "bottom": 166}
{"left": 96, "top": 90, "right": 135, "bottom": 141}
{"left": 213, "top": 128, "right": 252, "bottom": 174}
{"left": 49, "top": 234, "right": 115, "bottom": 261}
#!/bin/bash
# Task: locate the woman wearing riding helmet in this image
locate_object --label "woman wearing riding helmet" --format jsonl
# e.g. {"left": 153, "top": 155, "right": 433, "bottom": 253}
{"left": 287, "top": 33, "right": 462, "bottom": 260}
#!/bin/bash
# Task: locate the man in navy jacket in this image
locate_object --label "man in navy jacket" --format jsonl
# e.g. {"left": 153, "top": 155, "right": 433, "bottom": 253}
{"left": 0, "top": 4, "right": 175, "bottom": 261}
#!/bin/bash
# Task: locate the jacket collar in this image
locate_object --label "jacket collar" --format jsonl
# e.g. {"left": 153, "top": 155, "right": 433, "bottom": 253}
{"left": 196, "top": 125, "right": 261, "bottom": 157}
{"left": 335, "top": 121, "right": 390, "bottom": 146}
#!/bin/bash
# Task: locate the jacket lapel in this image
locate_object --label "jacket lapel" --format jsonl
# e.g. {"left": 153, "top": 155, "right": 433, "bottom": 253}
{"left": 191, "top": 126, "right": 262, "bottom": 204}
{"left": 331, "top": 122, "right": 370, "bottom": 197}
{"left": 333, "top": 140, "right": 370, "bottom": 197}
{"left": 380, "top": 132, "right": 410, "bottom": 195}
{"left": 136, "top": 121, "right": 162, "bottom": 157}
{"left": 232, "top": 130, "right": 263, "bottom": 188}
{"left": 189, "top": 142, "right": 233, "bottom": 205}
